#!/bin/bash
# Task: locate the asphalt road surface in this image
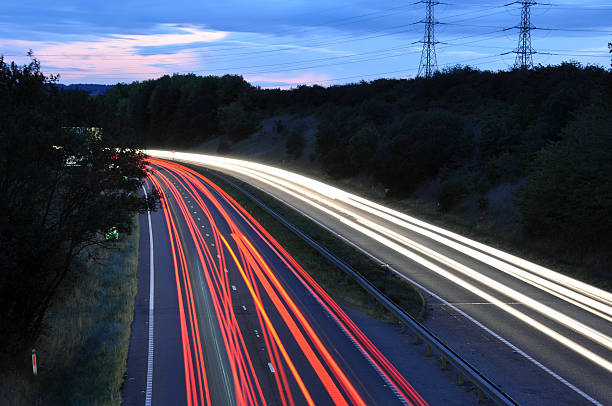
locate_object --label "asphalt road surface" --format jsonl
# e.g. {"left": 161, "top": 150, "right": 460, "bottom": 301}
{"left": 146, "top": 151, "right": 612, "bottom": 406}
{"left": 122, "top": 158, "right": 480, "bottom": 406}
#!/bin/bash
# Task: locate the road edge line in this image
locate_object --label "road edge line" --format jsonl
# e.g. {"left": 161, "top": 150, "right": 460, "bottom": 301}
{"left": 142, "top": 186, "right": 155, "bottom": 406}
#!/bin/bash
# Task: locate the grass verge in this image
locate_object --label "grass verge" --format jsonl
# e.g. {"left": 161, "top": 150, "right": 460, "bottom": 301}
{"left": 190, "top": 165, "right": 425, "bottom": 322}
{"left": 0, "top": 217, "right": 140, "bottom": 406}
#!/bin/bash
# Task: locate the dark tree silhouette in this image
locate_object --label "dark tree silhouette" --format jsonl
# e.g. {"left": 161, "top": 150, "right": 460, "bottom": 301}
{"left": 0, "top": 56, "right": 156, "bottom": 352}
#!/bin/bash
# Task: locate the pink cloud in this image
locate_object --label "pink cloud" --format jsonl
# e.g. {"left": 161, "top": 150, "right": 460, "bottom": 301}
{"left": 3, "top": 25, "right": 227, "bottom": 83}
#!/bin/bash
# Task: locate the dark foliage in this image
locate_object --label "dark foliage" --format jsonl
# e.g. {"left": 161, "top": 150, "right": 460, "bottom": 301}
{"left": 101, "top": 74, "right": 256, "bottom": 147}
{"left": 0, "top": 56, "right": 155, "bottom": 352}
{"left": 517, "top": 102, "right": 612, "bottom": 247}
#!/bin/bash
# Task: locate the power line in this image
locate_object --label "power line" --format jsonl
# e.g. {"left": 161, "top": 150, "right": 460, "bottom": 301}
{"left": 417, "top": 1, "right": 441, "bottom": 78}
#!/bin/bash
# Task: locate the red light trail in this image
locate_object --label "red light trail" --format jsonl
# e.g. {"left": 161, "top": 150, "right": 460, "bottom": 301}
{"left": 145, "top": 158, "right": 428, "bottom": 406}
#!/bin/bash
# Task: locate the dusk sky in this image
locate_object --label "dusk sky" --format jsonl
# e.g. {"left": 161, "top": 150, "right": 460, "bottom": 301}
{"left": 1, "top": 1, "right": 610, "bottom": 87}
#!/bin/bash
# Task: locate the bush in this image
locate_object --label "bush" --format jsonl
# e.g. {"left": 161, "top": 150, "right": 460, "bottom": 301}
{"left": 218, "top": 101, "right": 259, "bottom": 142}
{"left": 347, "top": 123, "right": 379, "bottom": 173}
{"left": 375, "top": 109, "right": 470, "bottom": 194}
{"left": 517, "top": 103, "right": 612, "bottom": 247}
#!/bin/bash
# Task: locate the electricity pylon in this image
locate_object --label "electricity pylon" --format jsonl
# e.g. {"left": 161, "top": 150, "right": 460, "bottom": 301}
{"left": 511, "top": 1, "right": 537, "bottom": 69}
{"left": 417, "top": 0, "right": 440, "bottom": 78}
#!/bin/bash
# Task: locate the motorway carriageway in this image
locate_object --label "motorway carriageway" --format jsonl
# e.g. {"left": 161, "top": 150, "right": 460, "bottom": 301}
{"left": 125, "top": 158, "right": 433, "bottom": 406}
{"left": 146, "top": 150, "right": 612, "bottom": 406}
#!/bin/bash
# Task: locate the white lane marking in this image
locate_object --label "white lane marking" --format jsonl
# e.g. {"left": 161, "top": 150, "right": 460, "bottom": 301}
{"left": 268, "top": 362, "right": 275, "bottom": 373}
{"left": 270, "top": 192, "right": 604, "bottom": 406}
{"left": 197, "top": 217, "right": 201, "bottom": 221}
{"left": 242, "top": 305, "right": 247, "bottom": 311}
{"left": 142, "top": 186, "right": 155, "bottom": 406}
{"left": 231, "top": 285, "right": 236, "bottom": 291}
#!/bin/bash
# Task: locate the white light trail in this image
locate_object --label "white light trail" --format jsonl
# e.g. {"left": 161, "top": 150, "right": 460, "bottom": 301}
{"left": 147, "top": 150, "right": 612, "bottom": 373}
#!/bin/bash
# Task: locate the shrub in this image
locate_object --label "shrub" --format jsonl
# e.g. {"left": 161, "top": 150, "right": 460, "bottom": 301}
{"left": 517, "top": 103, "right": 612, "bottom": 247}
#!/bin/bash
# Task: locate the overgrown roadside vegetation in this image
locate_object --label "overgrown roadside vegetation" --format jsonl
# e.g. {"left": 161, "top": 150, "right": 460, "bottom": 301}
{"left": 0, "top": 218, "right": 140, "bottom": 406}
{"left": 190, "top": 165, "right": 425, "bottom": 322}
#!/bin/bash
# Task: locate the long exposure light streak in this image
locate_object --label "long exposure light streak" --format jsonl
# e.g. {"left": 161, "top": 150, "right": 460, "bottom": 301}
{"left": 145, "top": 151, "right": 612, "bottom": 376}
{"left": 145, "top": 158, "right": 429, "bottom": 405}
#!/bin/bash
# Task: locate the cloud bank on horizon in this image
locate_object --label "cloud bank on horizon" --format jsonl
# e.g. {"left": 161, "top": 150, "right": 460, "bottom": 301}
{"left": 1, "top": 0, "right": 610, "bottom": 87}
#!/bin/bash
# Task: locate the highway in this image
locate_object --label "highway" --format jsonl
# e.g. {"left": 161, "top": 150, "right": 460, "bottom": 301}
{"left": 146, "top": 150, "right": 612, "bottom": 406}
{"left": 122, "top": 158, "right": 467, "bottom": 405}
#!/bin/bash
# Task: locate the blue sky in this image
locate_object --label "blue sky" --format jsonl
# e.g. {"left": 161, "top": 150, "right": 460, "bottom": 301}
{"left": 1, "top": 1, "right": 610, "bottom": 87}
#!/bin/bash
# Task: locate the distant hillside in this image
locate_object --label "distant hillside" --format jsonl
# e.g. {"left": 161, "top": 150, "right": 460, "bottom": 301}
{"left": 56, "top": 83, "right": 114, "bottom": 96}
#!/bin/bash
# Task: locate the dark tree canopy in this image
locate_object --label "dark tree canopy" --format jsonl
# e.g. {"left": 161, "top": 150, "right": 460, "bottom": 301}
{"left": 0, "top": 56, "right": 156, "bottom": 352}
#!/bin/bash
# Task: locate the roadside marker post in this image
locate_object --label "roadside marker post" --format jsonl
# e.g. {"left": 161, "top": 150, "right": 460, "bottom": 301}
{"left": 31, "top": 349, "right": 37, "bottom": 376}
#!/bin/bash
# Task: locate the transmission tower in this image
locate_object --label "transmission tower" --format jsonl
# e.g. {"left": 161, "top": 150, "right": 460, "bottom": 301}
{"left": 512, "top": 1, "right": 537, "bottom": 69}
{"left": 417, "top": 0, "right": 440, "bottom": 78}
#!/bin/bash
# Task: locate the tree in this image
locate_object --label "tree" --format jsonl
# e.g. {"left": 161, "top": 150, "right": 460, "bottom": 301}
{"left": 347, "top": 123, "right": 379, "bottom": 173}
{"left": 218, "top": 101, "right": 259, "bottom": 142}
{"left": 517, "top": 103, "right": 612, "bottom": 247}
{"left": 375, "top": 110, "right": 469, "bottom": 194}
{"left": 0, "top": 56, "right": 156, "bottom": 352}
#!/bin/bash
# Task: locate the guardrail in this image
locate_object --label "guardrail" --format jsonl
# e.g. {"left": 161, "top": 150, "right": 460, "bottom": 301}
{"left": 204, "top": 167, "right": 519, "bottom": 406}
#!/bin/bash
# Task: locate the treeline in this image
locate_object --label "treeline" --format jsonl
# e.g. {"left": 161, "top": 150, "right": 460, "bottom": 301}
{"left": 0, "top": 56, "right": 154, "bottom": 352}
{"left": 102, "top": 74, "right": 260, "bottom": 146}
{"left": 100, "top": 63, "right": 612, "bottom": 251}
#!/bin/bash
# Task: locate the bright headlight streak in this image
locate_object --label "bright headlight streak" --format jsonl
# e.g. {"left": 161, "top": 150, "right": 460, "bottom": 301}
{"left": 346, "top": 221, "right": 612, "bottom": 374}
{"left": 354, "top": 216, "right": 612, "bottom": 349}
{"left": 231, "top": 152, "right": 608, "bottom": 307}
{"left": 213, "top": 165, "right": 612, "bottom": 350}
{"left": 223, "top": 163, "right": 612, "bottom": 321}
{"left": 154, "top": 150, "right": 612, "bottom": 322}
{"left": 181, "top": 150, "right": 612, "bottom": 305}
{"left": 146, "top": 150, "right": 612, "bottom": 371}
{"left": 204, "top": 162, "right": 612, "bottom": 361}
{"left": 345, "top": 195, "right": 612, "bottom": 305}
{"left": 224, "top": 160, "right": 612, "bottom": 308}
{"left": 234, "top": 166, "right": 612, "bottom": 372}
{"left": 149, "top": 150, "right": 612, "bottom": 305}
{"left": 192, "top": 161, "right": 612, "bottom": 331}
{"left": 341, "top": 200, "right": 612, "bottom": 320}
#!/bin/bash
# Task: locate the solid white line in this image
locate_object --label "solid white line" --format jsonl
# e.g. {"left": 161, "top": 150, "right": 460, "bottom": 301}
{"left": 142, "top": 186, "right": 155, "bottom": 406}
